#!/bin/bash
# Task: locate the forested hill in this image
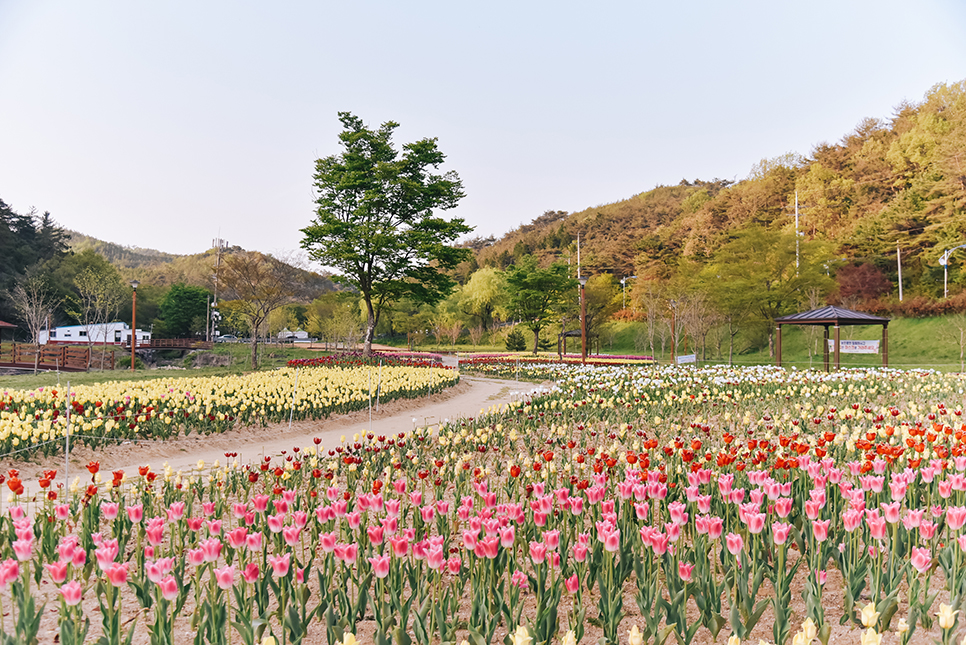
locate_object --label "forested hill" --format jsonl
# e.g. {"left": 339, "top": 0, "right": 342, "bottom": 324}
{"left": 68, "top": 231, "right": 182, "bottom": 268}
{"left": 472, "top": 80, "right": 966, "bottom": 300}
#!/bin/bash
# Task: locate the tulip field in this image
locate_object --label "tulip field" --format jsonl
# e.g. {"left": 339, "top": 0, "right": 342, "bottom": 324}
{"left": 4, "top": 362, "right": 966, "bottom": 645}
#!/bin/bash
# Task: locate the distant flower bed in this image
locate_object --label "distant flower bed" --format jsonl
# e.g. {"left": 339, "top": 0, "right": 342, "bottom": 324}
{"left": 288, "top": 351, "right": 444, "bottom": 369}
{"left": 459, "top": 352, "right": 656, "bottom": 379}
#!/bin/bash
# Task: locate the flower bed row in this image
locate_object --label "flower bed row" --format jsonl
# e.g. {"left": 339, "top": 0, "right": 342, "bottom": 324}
{"left": 0, "top": 364, "right": 457, "bottom": 460}
{"left": 3, "top": 364, "right": 966, "bottom": 644}
{"left": 288, "top": 351, "right": 445, "bottom": 370}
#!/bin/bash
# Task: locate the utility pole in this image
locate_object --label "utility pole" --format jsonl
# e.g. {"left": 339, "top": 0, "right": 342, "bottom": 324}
{"left": 794, "top": 191, "right": 800, "bottom": 273}
{"left": 897, "top": 241, "right": 903, "bottom": 302}
{"left": 211, "top": 238, "right": 227, "bottom": 340}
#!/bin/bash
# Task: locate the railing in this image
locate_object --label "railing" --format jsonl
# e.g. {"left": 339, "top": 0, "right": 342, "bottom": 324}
{"left": 0, "top": 343, "right": 92, "bottom": 371}
{"left": 123, "top": 338, "right": 214, "bottom": 350}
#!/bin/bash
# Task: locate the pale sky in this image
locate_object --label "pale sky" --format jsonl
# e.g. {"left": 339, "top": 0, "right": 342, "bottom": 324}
{"left": 1, "top": 1, "right": 964, "bottom": 263}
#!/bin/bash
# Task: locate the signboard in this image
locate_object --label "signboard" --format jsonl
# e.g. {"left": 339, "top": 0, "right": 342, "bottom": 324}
{"left": 827, "top": 339, "right": 880, "bottom": 354}
{"left": 675, "top": 354, "right": 697, "bottom": 364}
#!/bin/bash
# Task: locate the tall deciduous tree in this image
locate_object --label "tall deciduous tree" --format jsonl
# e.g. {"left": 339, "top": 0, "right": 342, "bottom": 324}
{"left": 505, "top": 256, "right": 577, "bottom": 354}
{"left": 217, "top": 251, "right": 300, "bottom": 369}
{"left": 7, "top": 270, "right": 61, "bottom": 345}
{"left": 70, "top": 264, "right": 125, "bottom": 361}
{"left": 301, "top": 112, "right": 472, "bottom": 355}
{"left": 460, "top": 266, "right": 507, "bottom": 331}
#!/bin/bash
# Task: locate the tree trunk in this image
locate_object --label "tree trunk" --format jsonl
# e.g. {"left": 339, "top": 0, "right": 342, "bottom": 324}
{"left": 532, "top": 327, "right": 540, "bottom": 355}
{"left": 250, "top": 336, "right": 259, "bottom": 370}
{"left": 363, "top": 298, "right": 376, "bottom": 356}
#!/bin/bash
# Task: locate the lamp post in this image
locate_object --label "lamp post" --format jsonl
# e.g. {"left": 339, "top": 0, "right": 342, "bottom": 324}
{"left": 130, "top": 279, "right": 139, "bottom": 371}
{"left": 940, "top": 244, "right": 966, "bottom": 299}
{"left": 621, "top": 275, "right": 637, "bottom": 310}
{"left": 669, "top": 300, "right": 678, "bottom": 366}
{"left": 579, "top": 276, "right": 588, "bottom": 365}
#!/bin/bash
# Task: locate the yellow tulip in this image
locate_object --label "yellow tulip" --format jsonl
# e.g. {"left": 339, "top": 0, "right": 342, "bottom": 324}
{"left": 560, "top": 632, "right": 576, "bottom": 645}
{"left": 859, "top": 601, "right": 879, "bottom": 628}
{"left": 860, "top": 628, "right": 881, "bottom": 645}
{"left": 800, "top": 617, "right": 817, "bottom": 641}
{"left": 510, "top": 625, "right": 532, "bottom": 645}
{"left": 628, "top": 626, "right": 643, "bottom": 645}
{"left": 728, "top": 635, "right": 741, "bottom": 645}
{"left": 340, "top": 634, "right": 357, "bottom": 645}
{"left": 937, "top": 603, "right": 958, "bottom": 630}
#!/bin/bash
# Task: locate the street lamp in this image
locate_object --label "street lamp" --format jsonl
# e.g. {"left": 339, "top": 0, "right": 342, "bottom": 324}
{"left": 621, "top": 275, "right": 637, "bottom": 310}
{"left": 579, "top": 276, "right": 588, "bottom": 365}
{"left": 668, "top": 300, "right": 678, "bottom": 365}
{"left": 130, "top": 279, "right": 139, "bottom": 371}
{"left": 939, "top": 244, "right": 966, "bottom": 299}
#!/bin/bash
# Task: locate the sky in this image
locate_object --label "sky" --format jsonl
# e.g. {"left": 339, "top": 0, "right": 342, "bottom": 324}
{"left": 1, "top": 1, "right": 965, "bottom": 265}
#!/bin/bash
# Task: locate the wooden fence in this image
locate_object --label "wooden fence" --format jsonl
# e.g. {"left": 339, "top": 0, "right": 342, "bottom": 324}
{"left": 0, "top": 343, "right": 93, "bottom": 371}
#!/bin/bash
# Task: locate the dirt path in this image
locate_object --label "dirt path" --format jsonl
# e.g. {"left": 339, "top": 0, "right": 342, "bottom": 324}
{"left": 13, "top": 373, "right": 542, "bottom": 495}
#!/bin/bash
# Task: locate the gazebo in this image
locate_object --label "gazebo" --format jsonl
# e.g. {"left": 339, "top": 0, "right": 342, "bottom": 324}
{"left": 774, "top": 306, "right": 890, "bottom": 371}
{"left": 0, "top": 320, "right": 15, "bottom": 345}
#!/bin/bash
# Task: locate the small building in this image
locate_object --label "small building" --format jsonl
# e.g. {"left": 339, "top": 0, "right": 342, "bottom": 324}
{"left": 278, "top": 328, "right": 310, "bottom": 342}
{"left": 39, "top": 322, "right": 151, "bottom": 346}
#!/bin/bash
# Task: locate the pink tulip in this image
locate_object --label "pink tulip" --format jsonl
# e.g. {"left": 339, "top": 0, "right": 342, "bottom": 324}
{"left": 811, "top": 519, "right": 830, "bottom": 543}
{"left": 267, "top": 513, "right": 286, "bottom": 533}
{"left": 202, "top": 502, "right": 216, "bottom": 516}
{"left": 246, "top": 532, "right": 263, "bottom": 551}
{"left": 319, "top": 531, "right": 337, "bottom": 553}
{"left": 44, "top": 561, "right": 68, "bottom": 583}
{"left": 565, "top": 573, "right": 579, "bottom": 593}
{"left": 252, "top": 495, "right": 270, "bottom": 512}
{"left": 200, "top": 538, "right": 223, "bottom": 562}
{"left": 0, "top": 559, "right": 19, "bottom": 588}
{"left": 427, "top": 545, "right": 445, "bottom": 570}
{"left": 500, "top": 525, "right": 515, "bottom": 548}
{"left": 746, "top": 512, "right": 766, "bottom": 535}
{"left": 187, "top": 548, "right": 205, "bottom": 567}
{"left": 420, "top": 505, "right": 435, "bottom": 522}
{"left": 207, "top": 520, "right": 223, "bottom": 535}
{"left": 544, "top": 530, "right": 560, "bottom": 550}
{"left": 390, "top": 535, "right": 409, "bottom": 557}
{"left": 881, "top": 502, "right": 901, "bottom": 524}
{"left": 725, "top": 533, "right": 743, "bottom": 555}
{"left": 842, "top": 509, "right": 863, "bottom": 532}
{"left": 226, "top": 527, "right": 248, "bottom": 549}
{"left": 651, "top": 532, "right": 670, "bottom": 556}
{"left": 167, "top": 502, "right": 185, "bottom": 521}
{"left": 72, "top": 548, "right": 86, "bottom": 567}
{"left": 106, "top": 563, "right": 129, "bottom": 587}
{"left": 947, "top": 506, "right": 966, "bottom": 531}
{"left": 603, "top": 528, "right": 620, "bottom": 553}
{"left": 369, "top": 555, "right": 391, "bottom": 578}
{"left": 529, "top": 541, "right": 547, "bottom": 565}
{"left": 939, "top": 480, "right": 954, "bottom": 499}
{"left": 511, "top": 570, "right": 528, "bottom": 588}
{"left": 910, "top": 546, "right": 932, "bottom": 573}
{"left": 920, "top": 520, "right": 938, "bottom": 540}
{"left": 186, "top": 517, "right": 203, "bottom": 532}
{"left": 867, "top": 515, "right": 887, "bottom": 540}
{"left": 124, "top": 504, "right": 143, "bottom": 523}
{"left": 707, "top": 517, "right": 724, "bottom": 540}
{"left": 268, "top": 553, "right": 291, "bottom": 577}
{"left": 100, "top": 502, "right": 119, "bottom": 520}
{"left": 341, "top": 544, "right": 359, "bottom": 565}
{"left": 146, "top": 524, "right": 165, "bottom": 547}
{"left": 158, "top": 575, "right": 179, "bottom": 601}
{"left": 60, "top": 580, "right": 83, "bottom": 605}
{"left": 958, "top": 535, "right": 966, "bottom": 552}
{"left": 409, "top": 491, "right": 422, "bottom": 506}
{"left": 282, "top": 526, "right": 301, "bottom": 547}
{"left": 774, "top": 497, "right": 793, "bottom": 518}
{"left": 678, "top": 561, "right": 694, "bottom": 582}
{"left": 572, "top": 543, "right": 588, "bottom": 562}
{"left": 480, "top": 536, "right": 499, "bottom": 559}
{"left": 772, "top": 522, "right": 791, "bottom": 546}
{"left": 273, "top": 500, "right": 289, "bottom": 515}
{"left": 233, "top": 503, "right": 249, "bottom": 519}
{"left": 55, "top": 504, "right": 70, "bottom": 521}
{"left": 446, "top": 557, "right": 461, "bottom": 574}
{"left": 804, "top": 500, "right": 822, "bottom": 520}
{"left": 242, "top": 563, "right": 260, "bottom": 583}
{"left": 214, "top": 565, "right": 235, "bottom": 590}
{"left": 12, "top": 539, "right": 33, "bottom": 562}
{"left": 346, "top": 511, "right": 362, "bottom": 529}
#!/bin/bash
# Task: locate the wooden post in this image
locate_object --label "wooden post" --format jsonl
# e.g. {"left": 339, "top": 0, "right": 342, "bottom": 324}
{"left": 834, "top": 324, "right": 841, "bottom": 370}
{"left": 823, "top": 326, "right": 830, "bottom": 372}
{"left": 775, "top": 324, "right": 782, "bottom": 367}
{"left": 882, "top": 323, "right": 888, "bottom": 368}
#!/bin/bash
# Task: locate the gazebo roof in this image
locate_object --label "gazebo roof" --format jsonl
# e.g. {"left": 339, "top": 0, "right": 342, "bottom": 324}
{"left": 775, "top": 305, "right": 890, "bottom": 326}
{"left": 0, "top": 320, "right": 16, "bottom": 329}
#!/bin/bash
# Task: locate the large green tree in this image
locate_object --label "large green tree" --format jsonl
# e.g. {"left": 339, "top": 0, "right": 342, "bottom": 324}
{"left": 505, "top": 256, "right": 577, "bottom": 354}
{"left": 301, "top": 112, "right": 472, "bottom": 354}
{"left": 157, "top": 283, "right": 211, "bottom": 338}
